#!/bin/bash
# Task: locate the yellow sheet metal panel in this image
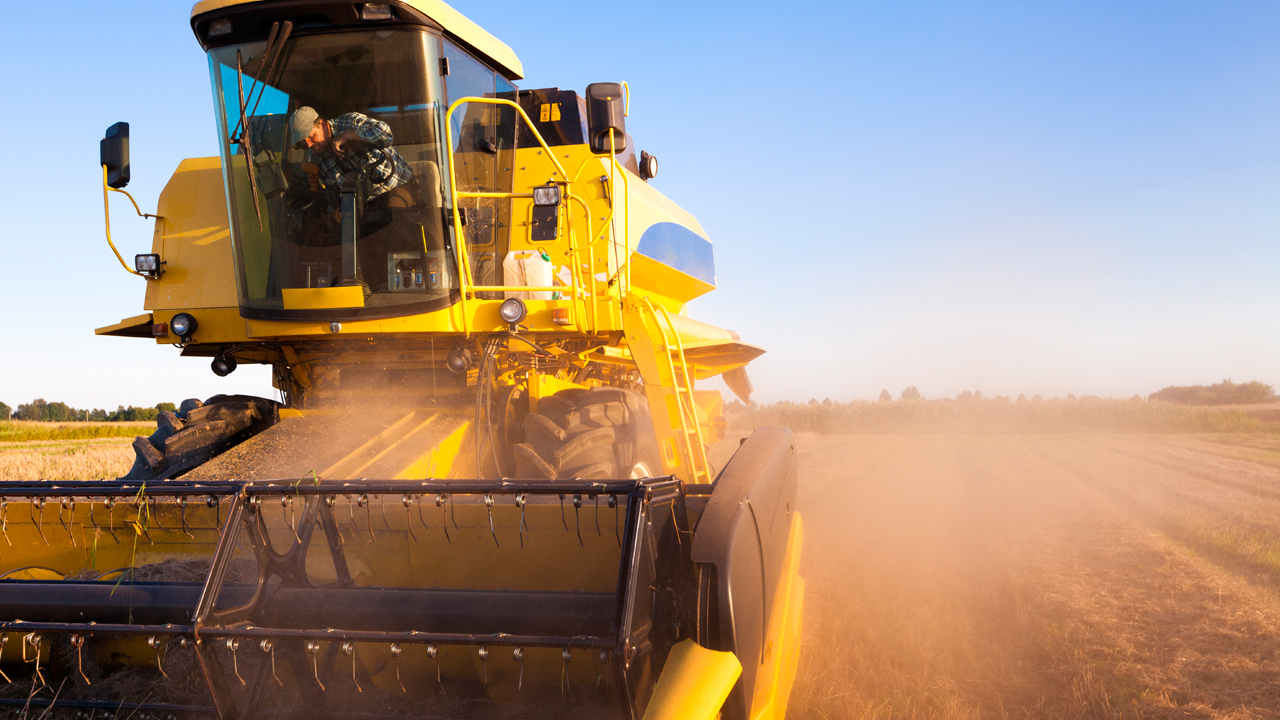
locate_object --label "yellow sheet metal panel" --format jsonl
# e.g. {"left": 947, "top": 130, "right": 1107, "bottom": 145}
{"left": 151, "top": 307, "right": 247, "bottom": 345}
{"left": 144, "top": 157, "right": 239, "bottom": 311}
{"left": 190, "top": 0, "right": 524, "bottom": 80}
{"left": 641, "top": 639, "right": 742, "bottom": 720}
{"left": 282, "top": 285, "right": 367, "bottom": 310}
{"left": 95, "top": 313, "right": 153, "bottom": 338}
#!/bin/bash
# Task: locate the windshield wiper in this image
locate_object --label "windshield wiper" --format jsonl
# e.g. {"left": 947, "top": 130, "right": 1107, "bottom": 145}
{"left": 232, "top": 22, "right": 294, "bottom": 230}
{"left": 231, "top": 21, "right": 292, "bottom": 142}
{"left": 235, "top": 49, "right": 264, "bottom": 230}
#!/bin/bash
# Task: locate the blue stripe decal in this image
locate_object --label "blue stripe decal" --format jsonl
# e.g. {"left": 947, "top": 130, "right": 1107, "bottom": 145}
{"left": 636, "top": 222, "right": 716, "bottom": 286}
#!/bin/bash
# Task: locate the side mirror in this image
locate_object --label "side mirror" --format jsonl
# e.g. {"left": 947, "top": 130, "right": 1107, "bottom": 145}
{"left": 101, "top": 122, "right": 130, "bottom": 188}
{"left": 585, "top": 83, "right": 626, "bottom": 154}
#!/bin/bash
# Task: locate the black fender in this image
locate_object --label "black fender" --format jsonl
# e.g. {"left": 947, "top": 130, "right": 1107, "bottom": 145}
{"left": 691, "top": 426, "right": 799, "bottom": 720}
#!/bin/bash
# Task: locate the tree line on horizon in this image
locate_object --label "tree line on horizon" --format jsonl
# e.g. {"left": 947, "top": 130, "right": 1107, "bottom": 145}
{"left": 723, "top": 379, "right": 1275, "bottom": 411}
{"left": 3, "top": 379, "right": 1271, "bottom": 423}
{"left": 0, "top": 399, "right": 176, "bottom": 423}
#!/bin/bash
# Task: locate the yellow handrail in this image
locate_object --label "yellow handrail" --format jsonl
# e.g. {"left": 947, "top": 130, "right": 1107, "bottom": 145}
{"left": 442, "top": 96, "right": 636, "bottom": 337}
{"left": 443, "top": 96, "right": 572, "bottom": 336}
{"left": 568, "top": 194, "right": 599, "bottom": 333}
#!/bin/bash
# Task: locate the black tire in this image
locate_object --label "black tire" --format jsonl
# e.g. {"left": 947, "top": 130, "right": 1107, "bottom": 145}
{"left": 120, "top": 395, "right": 279, "bottom": 481}
{"left": 511, "top": 387, "right": 662, "bottom": 480}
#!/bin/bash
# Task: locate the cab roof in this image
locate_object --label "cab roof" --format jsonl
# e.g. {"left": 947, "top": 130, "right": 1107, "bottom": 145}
{"left": 190, "top": 0, "right": 524, "bottom": 80}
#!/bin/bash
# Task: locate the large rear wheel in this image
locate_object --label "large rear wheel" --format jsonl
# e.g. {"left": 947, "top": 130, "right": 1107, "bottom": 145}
{"left": 512, "top": 387, "right": 661, "bottom": 480}
{"left": 121, "top": 394, "right": 278, "bottom": 481}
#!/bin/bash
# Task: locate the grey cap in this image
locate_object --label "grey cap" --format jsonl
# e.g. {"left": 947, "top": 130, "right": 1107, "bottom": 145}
{"left": 289, "top": 106, "right": 320, "bottom": 145}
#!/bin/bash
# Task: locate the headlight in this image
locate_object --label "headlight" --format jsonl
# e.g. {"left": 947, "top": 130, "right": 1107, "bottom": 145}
{"left": 532, "top": 185, "right": 561, "bottom": 206}
{"left": 640, "top": 151, "right": 659, "bottom": 180}
{"left": 499, "top": 298, "right": 527, "bottom": 325}
{"left": 134, "top": 254, "right": 163, "bottom": 278}
{"left": 171, "top": 313, "right": 198, "bottom": 339}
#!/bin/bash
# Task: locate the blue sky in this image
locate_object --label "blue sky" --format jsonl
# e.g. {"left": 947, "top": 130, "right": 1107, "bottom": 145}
{"left": 0, "top": 0, "right": 1276, "bottom": 409}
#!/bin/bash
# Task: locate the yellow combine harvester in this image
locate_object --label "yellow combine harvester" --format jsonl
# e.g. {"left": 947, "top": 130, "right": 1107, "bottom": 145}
{"left": 0, "top": 1, "right": 803, "bottom": 718}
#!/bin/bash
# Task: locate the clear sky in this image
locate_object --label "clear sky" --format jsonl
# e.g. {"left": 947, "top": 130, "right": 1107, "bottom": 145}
{"left": 1, "top": 1, "right": 1276, "bottom": 410}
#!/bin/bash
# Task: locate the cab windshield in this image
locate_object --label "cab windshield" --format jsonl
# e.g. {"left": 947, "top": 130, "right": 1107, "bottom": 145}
{"left": 209, "top": 29, "right": 461, "bottom": 319}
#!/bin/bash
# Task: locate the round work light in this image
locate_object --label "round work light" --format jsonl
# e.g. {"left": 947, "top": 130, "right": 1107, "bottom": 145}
{"left": 499, "top": 298, "right": 527, "bottom": 326}
{"left": 171, "top": 313, "right": 198, "bottom": 339}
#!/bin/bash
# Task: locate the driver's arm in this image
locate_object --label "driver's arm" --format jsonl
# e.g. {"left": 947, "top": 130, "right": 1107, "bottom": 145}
{"left": 339, "top": 112, "right": 394, "bottom": 149}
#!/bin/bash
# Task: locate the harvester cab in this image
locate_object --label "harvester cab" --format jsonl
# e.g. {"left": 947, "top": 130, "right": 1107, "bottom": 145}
{"left": 0, "top": 2, "right": 805, "bottom": 719}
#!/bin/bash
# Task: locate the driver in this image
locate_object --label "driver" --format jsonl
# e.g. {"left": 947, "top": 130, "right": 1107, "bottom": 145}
{"left": 289, "top": 106, "right": 434, "bottom": 295}
{"left": 289, "top": 106, "right": 417, "bottom": 213}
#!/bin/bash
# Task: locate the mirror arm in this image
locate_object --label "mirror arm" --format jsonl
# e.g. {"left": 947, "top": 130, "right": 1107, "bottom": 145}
{"left": 102, "top": 164, "right": 163, "bottom": 277}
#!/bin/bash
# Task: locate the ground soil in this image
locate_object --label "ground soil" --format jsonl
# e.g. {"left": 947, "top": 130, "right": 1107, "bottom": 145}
{"left": 783, "top": 432, "right": 1280, "bottom": 719}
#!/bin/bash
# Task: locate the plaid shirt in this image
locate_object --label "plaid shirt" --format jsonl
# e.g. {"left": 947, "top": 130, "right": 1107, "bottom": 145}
{"left": 312, "top": 112, "right": 413, "bottom": 207}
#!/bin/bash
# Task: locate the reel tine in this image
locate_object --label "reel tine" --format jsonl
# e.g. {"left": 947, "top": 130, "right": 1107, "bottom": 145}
{"left": 306, "top": 640, "right": 325, "bottom": 691}
{"left": 282, "top": 495, "right": 299, "bottom": 543}
{"left": 357, "top": 494, "right": 375, "bottom": 543}
{"left": 149, "top": 636, "right": 168, "bottom": 679}
{"left": 59, "top": 498, "right": 76, "bottom": 547}
{"left": 179, "top": 496, "right": 195, "bottom": 539}
{"left": 227, "top": 638, "right": 245, "bottom": 686}
{"left": 516, "top": 494, "right": 527, "bottom": 549}
{"left": 262, "top": 639, "right": 282, "bottom": 686}
{"left": 208, "top": 494, "right": 222, "bottom": 532}
{"left": 148, "top": 496, "right": 166, "bottom": 532}
{"left": 437, "top": 494, "right": 450, "bottom": 544}
{"left": 341, "top": 641, "right": 362, "bottom": 693}
{"left": 71, "top": 634, "right": 90, "bottom": 685}
{"left": 513, "top": 647, "right": 524, "bottom": 701}
{"left": 573, "top": 494, "right": 583, "bottom": 548}
{"left": 417, "top": 493, "right": 430, "bottom": 535}
{"left": 485, "top": 494, "right": 499, "bottom": 548}
{"left": 403, "top": 495, "right": 417, "bottom": 542}
{"left": 426, "top": 643, "right": 444, "bottom": 696}
{"left": 325, "top": 495, "right": 345, "bottom": 545}
{"left": 561, "top": 647, "right": 572, "bottom": 705}
{"left": 390, "top": 643, "right": 406, "bottom": 693}
{"left": 26, "top": 633, "right": 45, "bottom": 687}
{"left": 105, "top": 497, "right": 119, "bottom": 544}
{"left": 32, "top": 498, "right": 48, "bottom": 546}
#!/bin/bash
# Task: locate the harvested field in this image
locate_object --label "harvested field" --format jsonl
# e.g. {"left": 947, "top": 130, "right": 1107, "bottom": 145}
{"left": 784, "top": 432, "right": 1280, "bottom": 719}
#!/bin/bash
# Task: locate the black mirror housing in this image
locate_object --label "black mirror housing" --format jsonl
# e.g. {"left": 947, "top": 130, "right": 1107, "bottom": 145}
{"left": 585, "top": 83, "right": 626, "bottom": 154}
{"left": 101, "top": 122, "right": 130, "bottom": 188}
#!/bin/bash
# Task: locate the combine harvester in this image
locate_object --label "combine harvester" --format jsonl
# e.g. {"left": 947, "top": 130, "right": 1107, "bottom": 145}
{"left": 0, "top": 1, "right": 803, "bottom": 717}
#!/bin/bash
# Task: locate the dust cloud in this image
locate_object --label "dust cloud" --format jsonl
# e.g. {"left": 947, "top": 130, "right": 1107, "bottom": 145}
{"left": 766, "top": 431, "right": 1280, "bottom": 719}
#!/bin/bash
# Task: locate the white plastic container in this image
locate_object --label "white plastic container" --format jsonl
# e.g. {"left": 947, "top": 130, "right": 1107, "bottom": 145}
{"left": 503, "top": 250, "right": 554, "bottom": 300}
